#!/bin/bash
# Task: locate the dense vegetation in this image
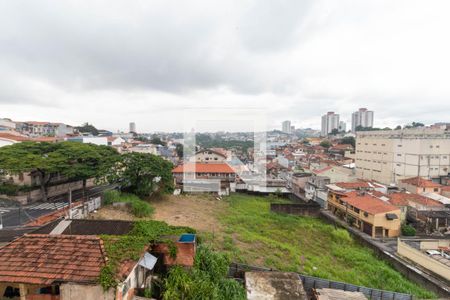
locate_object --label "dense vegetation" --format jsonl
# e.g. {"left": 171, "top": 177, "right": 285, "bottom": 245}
{"left": 163, "top": 245, "right": 246, "bottom": 300}
{"left": 196, "top": 133, "right": 253, "bottom": 153}
{"left": 103, "top": 190, "right": 154, "bottom": 217}
{"left": 0, "top": 183, "right": 34, "bottom": 196}
{"left": 106, "top": 152, "right": 174, "bottom": 197}
{"left": 100, "top": 220, "right": 196, "bottom": 290}
{"left": 0, "top": 142, "right": 119, "bottom": 201}
{"left": 204, "top": 194, "right": 435, "bottom": 298}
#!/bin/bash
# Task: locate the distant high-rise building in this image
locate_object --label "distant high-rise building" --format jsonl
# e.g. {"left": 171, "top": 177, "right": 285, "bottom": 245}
{"left": 351, "top": 108, "right": 374, "bottom": 132}
{"left": 321, "top": 112, "right": 340, "bottom": 136}
{"left": 338, "top": 121, "right": 347, "bottom": 132}
{"left": 282, "top": 120, "right": 291, "bottom": 134}
{"left": 129, "top": 122, "right": 136, "bottom": 133}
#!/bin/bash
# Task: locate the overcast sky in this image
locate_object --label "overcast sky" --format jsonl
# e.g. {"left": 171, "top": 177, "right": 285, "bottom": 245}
{"left": 1, "top": 0, "right": 450, "bottom": 132}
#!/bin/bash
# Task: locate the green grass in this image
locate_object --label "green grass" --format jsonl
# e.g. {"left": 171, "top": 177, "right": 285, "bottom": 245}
{"left": 104, "top": 190, "right": 154, "bottom": 217}
{"left": 203, "top": 193, "right": 435, "bottom": 298}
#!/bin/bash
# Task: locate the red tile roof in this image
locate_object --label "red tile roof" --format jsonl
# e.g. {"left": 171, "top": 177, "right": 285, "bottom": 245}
{"left": 389, "top": 193, "right": 443, "bottom": 207}
{"left": 172, "top": 163, "right": 235, "bottom": 173}
{"left": 335, "top": 181, "right": 371, "bottom": 189}
{"left": 400, "top": 176, "right": 442, "bottom": 188}
{"left": 342, "top": 192, "right": 399, "bottom": 214}
{"left": 0, "top": 234, "right": 106, "bottom": 285}
{"left": 0, "top": 133, "right": 30, "bottom": 142}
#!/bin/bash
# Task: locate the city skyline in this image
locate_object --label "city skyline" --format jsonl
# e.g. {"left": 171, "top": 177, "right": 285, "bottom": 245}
{"left": 1, "top": 1, "right": 450, "bottom": 132}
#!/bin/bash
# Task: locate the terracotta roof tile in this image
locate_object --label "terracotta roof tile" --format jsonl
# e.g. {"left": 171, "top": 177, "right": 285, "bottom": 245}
{"left": 400, "top": 176, "right": 442, "bottom": 188}
{"left": 172, "top": 163, "right": 235, "bottom": 173}
{"left": 341, "top": 192, "right": 399, "bottom": 215}
{"left": 0, "top": 234, "right": 106, "bottom": 285}
{"left": 389, "top": 193, "right": 443, "bottom": 207}
{"left": 0, "top": 133, "right": 30, "bottom": 142}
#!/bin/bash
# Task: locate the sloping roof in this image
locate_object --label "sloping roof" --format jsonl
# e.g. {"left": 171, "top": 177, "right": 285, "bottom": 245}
{"left": 172, "top": 163, "right": 235, "bottom": 173}
{"left": 0, "top": 234, "right": 106, "bottom": 285}
{"left": 312, "top": 166, "right": 333, "bottom": 174}
{"left": 400, "top": 176, "right": 442, "bottom": 188}
{"left": 33, "top": 219, "right": 135, "bottom": 235}
{"left": 389, "top": 192, "right": 444, "bottom": 207}
{"left": 342, "top": 192, "right": 399, "bottom": 215}
{"left": 0, "top": 133, "right": 30, "bottom": 142}
{"left": 335, "top": 181, "right": 371, "bottom": 189}
{"left": 196, "top": 148, "right": 227, "bottom": 158}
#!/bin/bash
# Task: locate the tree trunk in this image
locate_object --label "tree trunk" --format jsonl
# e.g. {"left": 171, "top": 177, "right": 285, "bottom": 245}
{"left": 82, "top": 178, "right": 87, "bottom": 200}
{"left": 38, "top": 171, "right": 51, "bottom": 202}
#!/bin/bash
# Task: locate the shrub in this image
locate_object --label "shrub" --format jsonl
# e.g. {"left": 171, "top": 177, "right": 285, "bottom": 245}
{"left": 401, "top": 224, "right": 416, "bottom": 236}
{"left": 103, "top": 190, "right": 154, "bottom": 217}
{"left": 0, "top": 183, "right": 34, "bottom": 196}
{"left": 163, "top": 245, "right": 245, "bottom": 300}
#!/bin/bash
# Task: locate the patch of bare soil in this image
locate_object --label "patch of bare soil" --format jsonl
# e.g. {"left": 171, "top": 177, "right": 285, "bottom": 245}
{"left": 89, "top": 206, "right": 135, "bottom": 221}
{"left": 151, "top": 194, "right": 226, "bottom": 232}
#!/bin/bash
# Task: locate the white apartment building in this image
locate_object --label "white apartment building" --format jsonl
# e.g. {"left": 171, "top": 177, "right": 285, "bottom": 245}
{"left": 282, "top": 120, "right": 291, "bottom": 134}
{"left": 351, "top": 108, "right": 374, "bottom": 132}
{"left": 321, "top": 112, "right": 340, "bottom": 136}
{"left": 355, "top": 128, "right": 450, "bottom": 184}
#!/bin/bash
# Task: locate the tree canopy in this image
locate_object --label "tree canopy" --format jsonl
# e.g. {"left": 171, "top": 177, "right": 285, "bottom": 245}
{"left": 75, "top": 122, "right": 99, "bottom": 136}
{"left": 339, "top": 136, "right": 355, "bottom": 148}
{"left": 106, "top": 152, "right": 174, "bottom": 197}
{"left": 0, "top": 141, "right": 119, "bottom": 201}
{"left": 320, "top": 140, "right": 332, "bottom": 149}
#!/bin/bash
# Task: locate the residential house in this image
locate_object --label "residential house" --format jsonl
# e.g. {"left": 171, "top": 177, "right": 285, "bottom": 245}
{"left": 311, "top": 165, "right": 356, "bottom": 183}
{"left": 399, "top": 176, "right": 442, "bottom": 194}
{"left": 0, "top": 132, "right": 30, "bottom": 148}
{"left": 290, "top": 173, "right": 312, "bottom": 200}
{"left": 172, "top": 163, "right": 236, "bottom": 194}
{"left": 305, "top": 176, "right": 330, "bottom": 208}
{"left": 328, "top": 190, "right": 401, "bottom": 238}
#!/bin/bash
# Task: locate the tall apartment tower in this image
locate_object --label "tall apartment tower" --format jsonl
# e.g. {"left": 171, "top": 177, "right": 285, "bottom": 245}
{"left": 282, "top": 120, "right": 292, "bottom": 134}
{"left": 355, "top": 127, "right": 450, "bottom": 184}
{"left": 321, "top": 112, "right": 340, "bottom": 136}
{"left": 129, "top": 122, "right": 136, "bottom": 133}
{"left": 351, "top": 108, "right": 374, "bottom": 132}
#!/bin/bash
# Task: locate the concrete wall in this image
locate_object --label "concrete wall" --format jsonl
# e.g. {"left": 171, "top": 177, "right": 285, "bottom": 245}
{"left": 270, "top": 203, "right": 320, "bottom": 217}
{"left": 397, "top": 240, "right": 450, "bottom": 281}
{"left": 60, "top": 283, "right": 114, "bottom": 300}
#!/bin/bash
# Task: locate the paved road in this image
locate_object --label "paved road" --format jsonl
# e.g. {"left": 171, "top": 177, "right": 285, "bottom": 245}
{"left": 0, "top": 185, "right": 115, "bottom": 228}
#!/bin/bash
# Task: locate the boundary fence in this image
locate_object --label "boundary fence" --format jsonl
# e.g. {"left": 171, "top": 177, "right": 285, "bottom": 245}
{"left": 229, "top": 262, "right": 413, "bottom": 300}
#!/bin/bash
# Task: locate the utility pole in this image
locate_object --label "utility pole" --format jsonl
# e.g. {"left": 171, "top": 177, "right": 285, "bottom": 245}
{"left": 68, "top": 188, "right": 72, "bottom": 219}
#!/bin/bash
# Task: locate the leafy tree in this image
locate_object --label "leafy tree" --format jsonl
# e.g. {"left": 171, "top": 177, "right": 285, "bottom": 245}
{"left": 320, "top": 140, "right": 331, "bottom": 149}
{"left": 75, "top": 122, "right": 99, "bottom": 136}
{"left": 401, "top": 224, "right": 416, "bottom": 236}
{"left": 0, "top": 142, "right": 69, "bottom": 201}
{"left": 0, "top": 142, "right": 119, "bottom": 201}
{"left": 330, "top": 128, "right": 339, "bottom": 135}
{"left": 395, "top": 125, "right": 402, "bottom": 130}
{"left": 150, "top": 135, "right": 166, "bottom": 146}
{"left": 107, "top": 152, "right": 174, "bottom": 197}
{"left": 405, "top": 122, "right": 425, "bottom": 129}
{"left": 55, "top": 142, "right": 119, "bottom": 197}
{"left": 340, "top": 136, "right": 355, "bottom": 148}
{"left": 175, "top": 143, "right": 183, "bottom": 158}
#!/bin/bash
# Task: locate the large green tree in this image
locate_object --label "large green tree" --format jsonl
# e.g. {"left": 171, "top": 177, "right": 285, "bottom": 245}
{"left": 0, "top": 142, "right": 68, "bottom": 201}
{"left": 0, "top": 141, "right": 119, "bottom": 201}
{"left": 107, "top": 152, "right": 174, "bottom": 197}
{"left": 54, "top": 142, "right": 120, "bottom": 197}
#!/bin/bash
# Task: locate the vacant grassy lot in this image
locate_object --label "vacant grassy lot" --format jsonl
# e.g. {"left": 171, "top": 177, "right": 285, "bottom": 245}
{"left": 202, "top": 193, "right": 434, "bottom": 298}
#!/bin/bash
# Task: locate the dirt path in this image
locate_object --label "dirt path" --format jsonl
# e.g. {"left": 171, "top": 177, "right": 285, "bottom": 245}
{"left": 151, "top": 194, "right": 226, "bottom": 232}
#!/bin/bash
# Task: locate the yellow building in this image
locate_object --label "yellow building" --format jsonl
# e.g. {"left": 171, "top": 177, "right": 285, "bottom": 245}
{"left": 328, "top": 190, "right": 401, "bottom": 238}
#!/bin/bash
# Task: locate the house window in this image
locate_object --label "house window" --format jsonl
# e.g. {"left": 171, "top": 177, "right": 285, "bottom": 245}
{"left": 434, "top": 188, "right": 439, "bottom": 192}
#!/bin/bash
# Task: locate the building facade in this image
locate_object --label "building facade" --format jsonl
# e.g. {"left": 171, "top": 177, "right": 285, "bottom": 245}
{"left": 282, "top": 120, "right": 292, "bottom": 134}
{"left": 351, "top": 108, "right": 374, "bottom": 132}
{"left": 321, "top": 112, "right": 340, "bottom": 136}
{"left": 355, "top": 128, "right": 450, "bottom": 184}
